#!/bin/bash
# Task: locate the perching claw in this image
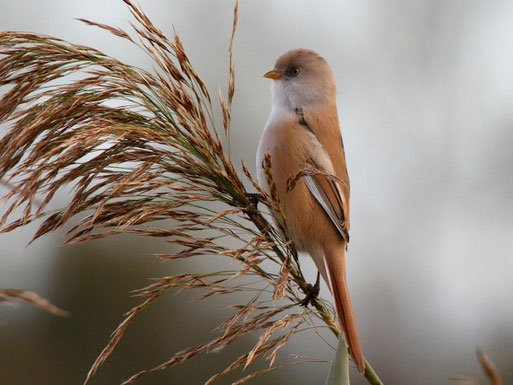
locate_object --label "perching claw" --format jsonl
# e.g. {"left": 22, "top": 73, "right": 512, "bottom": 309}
{"left": 246, "top": 192, "right": 264, "bottom": 209}
{"left": 300, "top": 271, "right": 320, "bottom": 307}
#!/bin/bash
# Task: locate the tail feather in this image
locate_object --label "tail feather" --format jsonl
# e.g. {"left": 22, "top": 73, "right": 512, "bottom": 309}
{"left": 325, "top": 247, "right": 365, "bottom": 373}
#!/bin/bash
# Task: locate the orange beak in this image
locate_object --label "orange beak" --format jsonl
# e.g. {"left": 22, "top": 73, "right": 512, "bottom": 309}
{"left": 263, "top": 70, "right": 282, "bottom": 80}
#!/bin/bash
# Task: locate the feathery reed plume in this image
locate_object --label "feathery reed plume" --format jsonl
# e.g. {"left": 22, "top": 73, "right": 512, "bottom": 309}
{"left": 0, "top": 1, "right": 383, "bottom": 384}
{"left": 476, "top": 349, "right": 502, "bottom": 385}
{"left": 0, "top": 289, "right": 68, "bottom": 317}
{"left": 452, "top": 350, "right": 503, "bottom": 385}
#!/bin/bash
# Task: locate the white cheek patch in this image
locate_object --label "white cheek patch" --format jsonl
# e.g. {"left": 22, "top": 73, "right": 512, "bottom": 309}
{"left": 288, "top": 82, "right": 315, "bottom": 108}
{"left": 272, "top": 79, "right": 322, "bottom": 110}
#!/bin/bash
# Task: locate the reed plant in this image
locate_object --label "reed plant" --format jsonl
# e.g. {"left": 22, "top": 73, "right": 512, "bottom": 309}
{"left": 452, "top": 350, "right": 503, "bottom": 385}
{"left": 0, "top": 1, "right": 383, "bottom": 384}
{"left": 0, "top": 288, "right": 68, "bottom": 316}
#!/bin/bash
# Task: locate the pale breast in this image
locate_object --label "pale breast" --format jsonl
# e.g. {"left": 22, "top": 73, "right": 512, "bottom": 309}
{"left": 256, "top": 107, "right": 335, "bottom": 194}
{"left": 257, "top": 107, "right": 309, "bottom": 195}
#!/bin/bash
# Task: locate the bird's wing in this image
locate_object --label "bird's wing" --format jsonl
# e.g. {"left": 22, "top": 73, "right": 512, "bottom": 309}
{"left": 303, "top": 162, "right": 349, "bottom": 242}
{"left": 296, "top": 108, "right": 350, "bottom": 242}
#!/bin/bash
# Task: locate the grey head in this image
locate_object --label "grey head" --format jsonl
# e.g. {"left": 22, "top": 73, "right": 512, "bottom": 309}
{"left": 264, "top": 48, "right": 336, "bottom": 110}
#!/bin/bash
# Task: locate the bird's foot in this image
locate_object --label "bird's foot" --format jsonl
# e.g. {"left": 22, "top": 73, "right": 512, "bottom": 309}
{"left": 246, "top": 193, "right": 264, "bottom": 210}
{"left": 300, "top": 271, "right": 320, "bottom": 307}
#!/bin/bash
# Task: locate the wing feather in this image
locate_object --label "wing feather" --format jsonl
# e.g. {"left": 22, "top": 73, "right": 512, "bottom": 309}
{"left": 304, "top": 173, "right": 349, "bottom": 242}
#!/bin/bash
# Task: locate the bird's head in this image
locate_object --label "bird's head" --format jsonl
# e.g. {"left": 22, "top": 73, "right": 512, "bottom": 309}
{"left": 264, "top": 48, "right": 336, "bottom": 110}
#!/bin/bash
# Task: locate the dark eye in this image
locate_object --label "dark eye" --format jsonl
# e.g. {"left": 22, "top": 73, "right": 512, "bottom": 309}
{"left": 286, "top": 67, "right": 301, "bottom": 77}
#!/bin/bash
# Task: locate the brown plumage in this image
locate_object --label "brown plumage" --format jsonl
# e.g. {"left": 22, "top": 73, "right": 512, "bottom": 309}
{"left": 257, "top": 48, "right": 365, "bottom": 373}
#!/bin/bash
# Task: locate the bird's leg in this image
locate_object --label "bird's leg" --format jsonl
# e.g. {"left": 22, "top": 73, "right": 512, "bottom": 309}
{"left": 300, "top": 271, "right": 321, "bottom": 307}
{"left": 246, "top": 193, "right": 264, "bottom": 209}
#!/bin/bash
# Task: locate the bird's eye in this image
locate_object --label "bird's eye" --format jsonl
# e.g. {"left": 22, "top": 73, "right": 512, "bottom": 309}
{"left": 287, "top": 67, "right": 301, "bottom": 77}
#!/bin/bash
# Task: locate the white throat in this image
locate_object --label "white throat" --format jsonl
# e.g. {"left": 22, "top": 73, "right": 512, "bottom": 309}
{"left": 270, "top": 80, "right": 327, "bottom": 111}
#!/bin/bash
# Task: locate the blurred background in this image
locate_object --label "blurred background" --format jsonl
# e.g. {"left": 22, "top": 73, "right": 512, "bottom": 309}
{"left": 1, "top": 0, "right": 512, "bottom": 384}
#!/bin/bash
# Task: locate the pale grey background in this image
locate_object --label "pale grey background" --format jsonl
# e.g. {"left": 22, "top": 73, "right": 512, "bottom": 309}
{"left": 1, "top": 1, "right": 513, "bottom": 384}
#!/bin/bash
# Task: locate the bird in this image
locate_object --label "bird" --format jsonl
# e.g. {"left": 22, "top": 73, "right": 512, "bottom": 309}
{"left": 256, "top": 48, "right": 365, "bottom": 373}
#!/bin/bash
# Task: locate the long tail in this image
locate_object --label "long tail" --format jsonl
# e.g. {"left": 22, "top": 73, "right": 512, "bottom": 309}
{"left": 324, "top": 246, "right": 365, "bottom": 373}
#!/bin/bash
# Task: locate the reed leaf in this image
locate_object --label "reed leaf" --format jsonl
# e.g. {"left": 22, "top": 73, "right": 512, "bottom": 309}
{"left": 325, "top": 337, "right": 350, "bottom": 385}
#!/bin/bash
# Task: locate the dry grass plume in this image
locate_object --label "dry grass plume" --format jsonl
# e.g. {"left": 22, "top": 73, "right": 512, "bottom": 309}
{"left": 0, "top": 1, "right": 382, "bottom": 384}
